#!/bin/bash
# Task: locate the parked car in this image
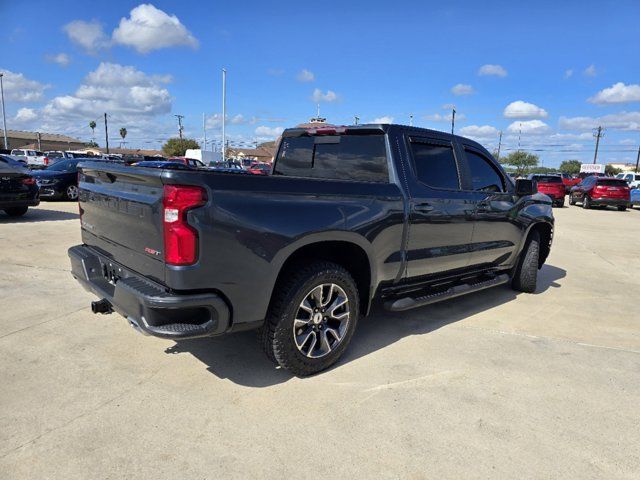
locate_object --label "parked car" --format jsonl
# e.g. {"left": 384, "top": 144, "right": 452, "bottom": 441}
{"left": 528, "top": 174, "right": 566, "bottom": 207}
{"left": 68, "top": 124, "right": 554, "bottom": 376}
{"left": 630, "top": 187, "right": 640, "bottom": 209}
{"left": 247, "top": 162, "right": 271, "bottom": 175}
{"left": 45, "top": 151, "right": 76, "bottom": 163}
{"left": 0, "top": 155, "right": 39, "bottom": 216}
{"left": 132, "top": 160, "right": 194, "bottom": 170}
{"left": 31, "top": 158, "right": 85, "bottom": 200}
{"left": 10, "top": 149, "right": 48, "bottom": 169}
{"left": 168, "top": 156, "right": 206, "bottom": 168}
{"left": 615, "top": 172, "right": 640, "bottom": 189}
{"left": 569, "top": 176, "right": 630, "bottom": 210}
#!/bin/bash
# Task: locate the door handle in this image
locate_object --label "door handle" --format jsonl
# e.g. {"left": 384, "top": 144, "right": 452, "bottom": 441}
{"left": 414, "top": 203, "right": 434, "bottom": 212}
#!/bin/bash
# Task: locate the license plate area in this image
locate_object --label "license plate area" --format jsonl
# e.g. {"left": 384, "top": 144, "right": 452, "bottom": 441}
{"left": 102, "top": 261, "right": 123, "bottom": 285}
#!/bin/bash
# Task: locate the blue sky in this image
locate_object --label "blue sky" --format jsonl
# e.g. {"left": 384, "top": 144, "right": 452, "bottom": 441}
{"left": 1, "top": 0, "right": 639, "bottom": 166}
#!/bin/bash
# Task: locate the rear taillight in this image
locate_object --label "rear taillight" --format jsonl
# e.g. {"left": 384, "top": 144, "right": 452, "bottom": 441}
{"left": 21, "top": 177, "right": 36, "bottom": 185}
{"left": 162, "top": 185, "right": 207, "bottom": 266}
{"left": 44, "top": 157, "right": 49, "bottom": 166}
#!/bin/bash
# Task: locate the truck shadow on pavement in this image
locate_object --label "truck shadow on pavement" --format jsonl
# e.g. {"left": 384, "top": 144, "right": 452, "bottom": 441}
{"left": 165, "top": 264, "right": 566, "bottom": 388}
{"left": 0, "top": 208, "right": 78, "bottom": 223}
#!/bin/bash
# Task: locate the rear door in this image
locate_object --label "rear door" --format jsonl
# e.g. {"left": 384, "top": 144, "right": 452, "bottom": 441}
{"left": 404, "top": 135, "right": 476, "bottom": 278}
{"left": 459, "top": 145, "right": 521, "bottom": 268}
{"left": 78, "top": 162, "right": 166, "bottom": 283}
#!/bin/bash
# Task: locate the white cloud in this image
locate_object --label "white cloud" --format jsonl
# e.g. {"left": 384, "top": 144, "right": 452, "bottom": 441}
{"left": 564, "top": 69, "right": 573, "bottom": 79}
{"left": 441, "top": 103, "right": 456, "bottom": 110}
{"left": 206, "top": 113, "right": 247, "bottom": 129}
{"left": 112, "top": 4, "right": 198, "bottom": 53}
{"left": 0, "top": 69, "right": 49, "bottom": 102}
{"left": 41, "top": 63, "right": 172, "bottom": 130}
{"left": 296, "top": 69, "right": 315, "bottom": 82}
{"left": 372, "top": 116, "right": 394, "bottom": 124}
{"left": 584, "top": 64, "right": 597, "bottom": 77}
{"left": 424, "top": 112, "right": 466, "bottom": 122}
{"left": 459, "top": 125, "right": 498, "bottom": 139}
{"left": 311, "top": 88, "right": 338, "bottom": 103}
{"left": 255, "top": 126, "right": 284, "bottom": 138}
{"left": 63, "top": 20, "right": 109, "bottom": 53}
{"left": 14, "top": 108, "right": 38, "bottom": 123}
{"left": 559, "top": 111, "right": 640, "bottom": 131}
{"left": 45, "top": 53, "right": 71, "bottom": 67}
{"left": 503, "top": 100, "right": 548, "bottom": 119}
{"left": 588, "top": 82, "right": 640, "bottom": 105}
{"left": 507, "top": 120, "right": 550, "bottom": 135}
{"left": 477, "top": 64, "right": 507, "bottom": 77}
{"left": 451, "top": 83, "right": 474, "bottom": 96}
{"left": 619, "top": 138, "right": 636, "bottom": 145}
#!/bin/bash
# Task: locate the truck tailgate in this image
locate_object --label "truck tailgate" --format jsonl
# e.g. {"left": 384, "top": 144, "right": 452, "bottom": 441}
{"left": 78, "top": 162, "right": 166, "bottom": 284}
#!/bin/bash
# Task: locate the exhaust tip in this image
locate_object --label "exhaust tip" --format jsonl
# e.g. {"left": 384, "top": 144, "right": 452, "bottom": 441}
{"left": 91, "top": 299, "right": 113, "bottom": 314}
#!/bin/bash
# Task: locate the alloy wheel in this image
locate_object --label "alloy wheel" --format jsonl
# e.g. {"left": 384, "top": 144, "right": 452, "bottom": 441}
{"left": 292, "top": 283, "right": 350, "bottom": 359}
{"left": 66, "top": 185, "right": 79, "bottom": 200}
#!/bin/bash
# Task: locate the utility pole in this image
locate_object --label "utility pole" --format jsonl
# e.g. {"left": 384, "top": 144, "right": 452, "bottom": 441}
{"left": 518, "top": 122, "right": 522, "bottom": 150}
{"left": 36, "top": 132, "right": 41, "bottom": 150}
{"left": 202, "top": 112, "right": 206, "bottom": 152}
{"left": 175, "top": 114, "right": 184, "bottom": 139}
{"left": 409, "top": 114, "right": 413, "bottom": 127}
{"left": 635, "top": 146, "right": 640, "bottom": 173}
{"left": 354, "top": 115, "right": 359, "bottom": 125}
{"left": 592, "top": 126, "right": 604, "bottom": 164}
{"left": 496, "top": 130, "right": 503, "bottom": 161}
{"left": 0, "top": 73, "right": 8, "bottom": 149}
{"left": 451, "top": 108, "right": 456, "bottom": 135}
{"left": 104, "top": 113, "right": 109, "bottom": 154}
{"left": 222, "top": 68, "right": 227, "bottom": 162}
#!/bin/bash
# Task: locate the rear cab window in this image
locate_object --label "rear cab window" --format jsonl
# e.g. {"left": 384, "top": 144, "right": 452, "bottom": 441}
{"left": 274, "top": 133, "right": 389, "bottom": 182}
{"left": 408, "top": 139, "right": 460, "bottom": 190}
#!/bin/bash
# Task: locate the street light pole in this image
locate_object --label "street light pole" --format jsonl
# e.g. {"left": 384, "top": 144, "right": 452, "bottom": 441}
{"left": 222, "top": 68, "right": 227, "bottom": 162}
{"left": 0, "top": 73, "right": 8, "bottom": 150}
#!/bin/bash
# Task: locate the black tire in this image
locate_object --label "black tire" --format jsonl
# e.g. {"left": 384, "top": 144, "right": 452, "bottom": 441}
{"left": 511, "top": 230, "right": 539, "bottom": 294}
{"left": 582, "top": 195, "right": 591, "bottom": 209}
{"left": 4, "top": 207, "right": 28, "bottom": 217}
{"left": 569, "top": 194, "right": 576, "bottom": 206}
{"left": 259, "top": 261, "right": 359, "bottom": 376}
{"left": 556, "top": 198, "right": 565, "bottom": 208}
{"left": 617, "top": 206, "right": 627, "bottom": 211}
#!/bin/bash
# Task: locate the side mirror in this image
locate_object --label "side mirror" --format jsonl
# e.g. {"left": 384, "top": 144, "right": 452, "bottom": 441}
{"left": 515, "top": 178, "right": 537, "bottom": 196}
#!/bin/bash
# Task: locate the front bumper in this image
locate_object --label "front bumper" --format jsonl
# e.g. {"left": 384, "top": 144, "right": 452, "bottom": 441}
{"left": 68, "top": 245, "right": 231, "bottom": 339}
{"left": 37, "top": 186, "right": 64, "bottom": 199}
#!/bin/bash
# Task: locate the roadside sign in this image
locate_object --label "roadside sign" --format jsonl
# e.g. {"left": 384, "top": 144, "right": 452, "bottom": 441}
{"left": 580, "top": 163, "right": 605, "bottom": 174}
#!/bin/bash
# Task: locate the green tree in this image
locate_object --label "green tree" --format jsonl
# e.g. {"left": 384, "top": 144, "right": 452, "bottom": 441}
{"left": 162, "top": 137, "right": 200, "bottom": 157}
{"left": 605, "top": 164, "right": 622, "bottom": 176}
{"left": 89, "top": 120, "right": 97, "bottom": 141}
{"left": 85, "top": 140, "right": 99, "bottom": 148}
{"left": 559, "top": 160, "right": 581, "bottom": 175}
{"left": 119, "top": 127, "right": 127, "bottom": 147}
{"left": 500, "top": 151, "right": 539, "bottom": 176}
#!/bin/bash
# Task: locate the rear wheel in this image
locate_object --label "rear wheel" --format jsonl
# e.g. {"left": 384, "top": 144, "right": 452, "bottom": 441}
{"left": 65, "top": 185, "right": 79, "bottom": 201}
{"left": 4, "top": 207, "right": 28, "bottom": 217}
{"left": 569, "top": 194, "right": 576, "bottom": 205}
{"left": 617, "top": 205, "right": 627, "bottom": 211}
{"left": 556, "top": 198, "right": 565, "bottom": 208}
{"left": 260, "top": 261, "right": 359, "bottom": 376}
{"left": 582, "top": 195, "right": 592, "bottom": 209}
{"left": 512, "top": 230, "right": 539, "bottom": 294}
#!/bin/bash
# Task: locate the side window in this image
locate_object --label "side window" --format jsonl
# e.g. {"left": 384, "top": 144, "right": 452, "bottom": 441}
{"left": 274, "top": 135, "right": 388, "bottom": 182}
{"left": 409, "top": 142, "right": 460, "bottom": 190}
{"left": 465, "top": 149, "right": 505, "bottom": 192}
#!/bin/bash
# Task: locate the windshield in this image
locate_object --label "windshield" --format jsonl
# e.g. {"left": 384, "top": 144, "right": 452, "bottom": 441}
{"left": 48, "top": 160, "right": 79, "bottom": 171}
{"left": 533, "top": 175, "right": 562, "bottom": 183}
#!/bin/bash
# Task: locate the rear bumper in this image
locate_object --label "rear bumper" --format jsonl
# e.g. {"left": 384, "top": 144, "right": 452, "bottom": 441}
{"left": 68, "top": 244, "right": 231, "bottom": 339}
{"left": 0, "top": 197, "right": 40, "bottom": 209}
{"left": 591, "top": 197, "right": 630, "bottom": 207}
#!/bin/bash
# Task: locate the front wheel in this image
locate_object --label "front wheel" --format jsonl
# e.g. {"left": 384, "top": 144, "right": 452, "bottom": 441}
{"left": 512, "top": 230, "right": 540, "bottom": 293}
{"left": 569, "top": 194, "right": 576, "bottom": 206}
{"left": 4, "top": 207, "right": 28, "bottom": 217}
{"left": 260, "top": 261, "right": 359, "bottom": 376}
{"left": 65, "top": 184, "right": 79, "bottom": 201}
{"left": 583, "top": 195, "right": 592, "bottom": 209}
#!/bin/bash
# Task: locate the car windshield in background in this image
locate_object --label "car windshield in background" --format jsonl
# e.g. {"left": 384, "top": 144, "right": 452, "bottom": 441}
{"left": 534, "top": 176, "right": 562, "bottom": 183}
{"left": 598, "top": 179, "right": 628, "bottom": 187}
{"left": 48, "top": 160, "right": 79, "bottom": 171}
{"left": 47, "top": 152, "right": 64, "bottom": 158}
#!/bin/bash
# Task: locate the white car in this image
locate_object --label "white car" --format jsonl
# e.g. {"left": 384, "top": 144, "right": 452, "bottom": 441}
{"left": 616, "top": 172, "right": 640, "bottom": 189}
{"left": 10, "top": 148, "right": 48, "bottom": 168}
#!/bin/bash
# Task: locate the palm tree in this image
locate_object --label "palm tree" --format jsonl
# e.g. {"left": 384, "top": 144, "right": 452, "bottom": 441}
{"left": 89, "top": 121, "right": 96, "bottom": 142}
{"left": 119, "top": 127, "right": 127, "bottom": 148}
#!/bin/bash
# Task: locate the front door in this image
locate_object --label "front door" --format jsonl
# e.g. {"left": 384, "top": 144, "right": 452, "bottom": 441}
{"left": 404, "top": 136, "right": 476, "bottom": 278}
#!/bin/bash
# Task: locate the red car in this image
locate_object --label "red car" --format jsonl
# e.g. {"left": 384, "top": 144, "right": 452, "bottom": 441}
{"left": 247, "top": 162, "right": 271, "bottom": 175}
{"left": 569, "top": 176, "right": 630, "bottom": 210}
{"left": 529, "top": 174, "right": 566, "bottom": 207}
{"left": 560, "top": 173, "right": 580, "bottom": 192}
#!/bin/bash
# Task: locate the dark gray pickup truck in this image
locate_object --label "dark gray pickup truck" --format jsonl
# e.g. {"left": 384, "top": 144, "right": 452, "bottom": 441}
{"left": 69, "top": 124, "right": 553, "bottom": 375}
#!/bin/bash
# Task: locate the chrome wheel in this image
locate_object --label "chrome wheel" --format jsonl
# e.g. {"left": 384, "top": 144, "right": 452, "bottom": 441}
{"left": 293, "top": 283, "right": 350, "bottom": 359}
{"left": 66, "top": 185, "right": 79, "bottom": 200}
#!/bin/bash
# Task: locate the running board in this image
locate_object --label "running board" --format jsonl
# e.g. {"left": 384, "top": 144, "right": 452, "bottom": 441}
{"left": 384, "top": 274, "right": 510, "bottom": 312}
